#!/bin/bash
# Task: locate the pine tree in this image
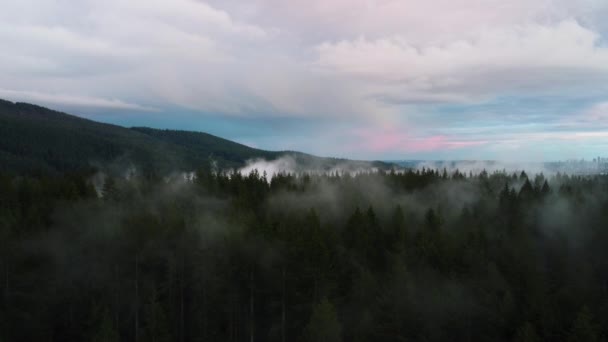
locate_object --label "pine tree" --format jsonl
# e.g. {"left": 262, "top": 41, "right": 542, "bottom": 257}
{"left": 90, "top": 306, "right": 120, "bottom": 342}
{"left": 425, "top": 208, "right": 441, "bottom": 232}
{"left": 519, "top": 171, "right": 528, "bottom": 180}
{"left": 514, "top": 322, "right": 539, "bottom": 342}
{"left": 389, "top": 205, "right": 407, "bottom": 253}
{"left": 518, "top": 179, "right": 536, "bottom": 203}
{"left": 540, "top": 180, "right": 550, "bottom": 196}
{"left": 102, "top": 176, "right": 119, "bottom": 201}
{"left": 144, "top": 290, "right": 172, "bottom": 342}
{"left": 305, "top": 298, "right": 342, "bottom": 342}
{"left": 567, "top": 306, "right": 599, "bottom": 342}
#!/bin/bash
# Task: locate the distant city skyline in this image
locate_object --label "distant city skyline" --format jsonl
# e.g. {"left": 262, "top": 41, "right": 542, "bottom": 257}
{"left": 1, "top": 0, "right": 608, "bottom": 161}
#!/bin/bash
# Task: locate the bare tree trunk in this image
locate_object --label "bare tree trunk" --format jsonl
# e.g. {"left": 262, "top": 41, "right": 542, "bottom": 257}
{"left": 4, "top": 262, "right": 9, "bottom": 301}
{"left": 229, "top": 300, "right": 233, "bottom": 342}
{"left": 230, "top": 295, "right": 237, "bottom": 342}
{"left": 281, "top": 265, "right": 286, "bottom": 342}
{"left": 249, "top": 268, "right": 255, "bottom": 342}
{"left": 168, "top": 255, "right": 174, "bottom": 326}
{"left": 313, "top": 273, "right": 318, "bottom": 303}
{"left": 236, "top": 296, "right": 240, "bottom": 342}
{"left": 69, "top": 301, "right": 74, "bottom": 330}
{"left": 135, "top": 253, "right": 139, "bottom": 342}
{"left": 201, "top": 273, "right": 207, "bottom": 341}
{"left": 180, "top": 249, "right": 185, "bottom": 342}
{"left": 114, "top": 265, "right": 120, "bottom": 328}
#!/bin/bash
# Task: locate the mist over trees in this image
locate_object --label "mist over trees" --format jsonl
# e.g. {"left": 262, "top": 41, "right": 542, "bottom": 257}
{"left": 1, "top": 166, "right": 608, "bottom": 341}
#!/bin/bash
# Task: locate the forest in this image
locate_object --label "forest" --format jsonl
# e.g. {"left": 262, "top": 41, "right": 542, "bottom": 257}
{"left": 1, "top": 166, "right": 608, "bottom": 342}
{"left": 0, "top": 99, "right": 387, "bottom": 176}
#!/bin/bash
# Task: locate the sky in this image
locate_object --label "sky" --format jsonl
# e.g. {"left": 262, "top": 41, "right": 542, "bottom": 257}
{"left": 1, "top": 0, "right": 608, "bottom": 161}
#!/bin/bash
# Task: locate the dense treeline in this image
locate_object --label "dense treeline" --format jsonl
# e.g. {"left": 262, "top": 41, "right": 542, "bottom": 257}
{"left": 1, "top": 167, "right": 608, "bottom": 341}
{"left": 0, "top": 99, "right": 388, "bottom": 176}
{"left": 0, "top": 98, "right": 281, "bottom": 174}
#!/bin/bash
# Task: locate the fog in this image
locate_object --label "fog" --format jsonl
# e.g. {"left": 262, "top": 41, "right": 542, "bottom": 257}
{"left": 2, "top": 156, "right": 608, "bottom": 341}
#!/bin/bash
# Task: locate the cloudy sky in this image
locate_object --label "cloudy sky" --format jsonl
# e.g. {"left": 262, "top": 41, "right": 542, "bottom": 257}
{"left": 2, "top": 0, "right": 608, "bottom": 161}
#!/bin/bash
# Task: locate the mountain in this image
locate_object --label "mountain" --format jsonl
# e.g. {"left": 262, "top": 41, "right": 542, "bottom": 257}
{"left": 0, "top": 99, "right": 388, "bottom": 175}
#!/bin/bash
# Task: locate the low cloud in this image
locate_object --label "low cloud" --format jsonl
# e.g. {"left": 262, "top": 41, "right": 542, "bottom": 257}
{"left": 0, "top": 88, "right": 158, "bottom": 111}
{"left": 238, "top": 156, "right": 298, "bottom": 177}
{"left": 2, "top": 0, "right": 608, "bottom": 160}
{"left": 316, "top": 20, "right": 608, "bottom": 103}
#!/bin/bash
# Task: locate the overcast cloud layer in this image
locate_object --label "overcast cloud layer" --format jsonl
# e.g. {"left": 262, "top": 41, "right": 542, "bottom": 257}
{"left": 1, "top": 0, "right": 608, "bottom": 161}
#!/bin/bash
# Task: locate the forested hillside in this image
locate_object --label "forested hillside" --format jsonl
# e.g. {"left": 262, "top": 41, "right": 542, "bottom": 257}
{"left": 0, "top": 99, "right": 185, "bottom": 174}
{"left": 1, "top": 167, "right": 607, "bottom": 341}
{"left": 0, "top": 99, "right": 385, "bottom": 175}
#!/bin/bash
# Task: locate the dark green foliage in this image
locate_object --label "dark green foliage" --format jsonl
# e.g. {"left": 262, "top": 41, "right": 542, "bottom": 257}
{"left": 514, "top": 322, "right": 540, "bottom": 342}
{"left": 90, "top": 305, "right": 120, "bottom": 342}
{"left": 1, "top": 130, "right": 608, "bottom": 341}
{"left": 129, "top": 127, "right": 280, "bottom": 168}
{"left": 144, "top": 290, "right": 172, "bottom": 342}
{"left": 305, "top": 298, "right": 342, "bottom": 342}
{"left": 0, "top": 99, "right": 390, "bottom": 175}
{"left": 567, "top": 306, "right": 599, "bottom": 342}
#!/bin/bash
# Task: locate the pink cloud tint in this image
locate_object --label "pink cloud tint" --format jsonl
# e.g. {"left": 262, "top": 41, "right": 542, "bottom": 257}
{"left": 353, "top": 127, "right": 486, "bottom": 153}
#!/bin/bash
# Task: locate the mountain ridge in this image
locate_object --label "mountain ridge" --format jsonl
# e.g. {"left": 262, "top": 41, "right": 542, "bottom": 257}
{"left": 0, "top": 99, "right": 389, "bottom": 175}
